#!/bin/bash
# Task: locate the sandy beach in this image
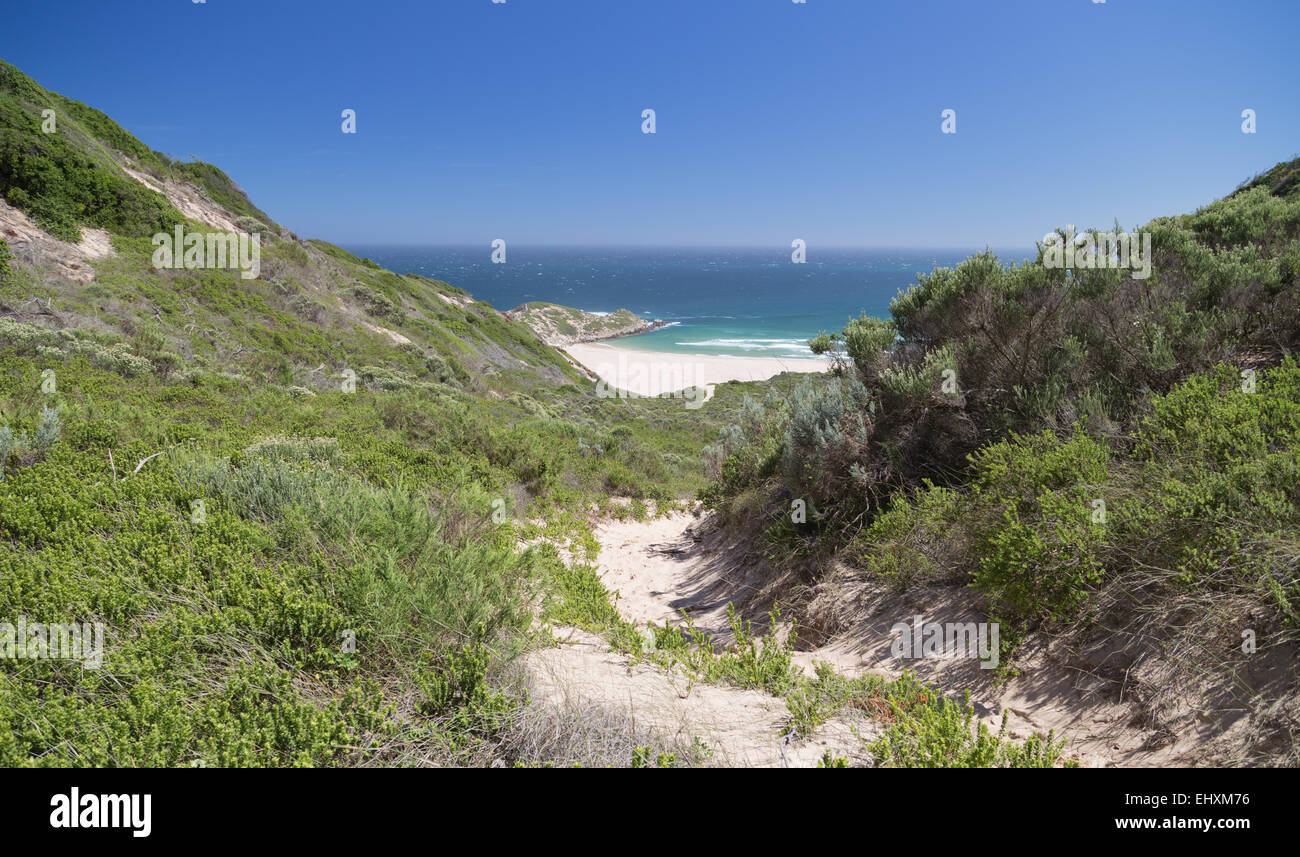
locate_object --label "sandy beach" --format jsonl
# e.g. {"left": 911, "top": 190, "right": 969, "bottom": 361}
{"left": 564, "top": 342, "right": 829, "bottom": 398}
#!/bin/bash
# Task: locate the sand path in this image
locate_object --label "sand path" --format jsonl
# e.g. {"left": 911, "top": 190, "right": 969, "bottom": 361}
{"left": 528, "top": 510, "right": 1225, "bottom": 767}
{"left": 526, "top": 626, "right": 871, "bottom": 767}
{"left": 523, "top": 512, "right": 875, "bottom": 767}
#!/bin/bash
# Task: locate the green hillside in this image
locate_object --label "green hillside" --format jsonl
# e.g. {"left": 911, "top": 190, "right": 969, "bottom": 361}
{"left": 702, "top": 153, "right": 1300, "bottom": 764}
{"left": 0, "top": 60, "right": 779, "bottom": 766}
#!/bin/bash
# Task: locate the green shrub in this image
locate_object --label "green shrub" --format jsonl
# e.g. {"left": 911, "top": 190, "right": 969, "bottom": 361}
{"left": 347, "top": 284, "right": 400, "bottom": 319}
{"left": 877, "top": 342, "right": 956, "bottom": 401}
{"left": 968, "top": 429, "right": 1109, "bottom": 623}
{"left": 235, "top": 215, "right": 270, "bottom": 236}
{"left": 842, "top": 315, "right": 897, "bottom": 374}
{"left": 0, "top": 99, "right": 182, "bottom": 240}
{"left": 243, "top": 435, "right": 344, "bottom": 466}
{"left": 414, "top": 643, "right": 514, "bottom": 739}
{"left": 702, "top": 391, "right": 784, "bottom": 496}
{"left": 852, "top": 481, "right": 966, "bottom": 588}
{"left": 781, "top": 375, "right": 875, "bottom": 510}
{"left": 717, "top": 169, "right": 1300, "bottom": 547}
{"left": 1120, "top": 361, "right": 1300, "bottom": 609}
{"left": 0, "top": 238, "right": 12, "bottom": 283}
{"left": 868, "top": 678, "right": 1067, "bottom": 768}
{"left": 0, "top": 426, "right": 13, "bottom": 479}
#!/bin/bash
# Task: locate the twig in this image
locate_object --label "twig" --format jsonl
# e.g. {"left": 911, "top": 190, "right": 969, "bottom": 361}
{"left": 128, "top": 451, "right": 165, "bottom": 478}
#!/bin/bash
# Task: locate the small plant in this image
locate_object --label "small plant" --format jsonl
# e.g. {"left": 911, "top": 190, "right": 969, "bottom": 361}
{"left": 631, "top": 746, "right": 676, "bottom": 768}
{"left": 0, "top": 425, "right": 13, "bottom": 479}
{"left": 34, "top": 403, "right": 62, "bottom": 453}
{"left": 415, "top": 644, "right": 515, "bottom": 740}
{"left": 817, "top": 749, "right": 849, "bottom": 768}
{"left": 235, "top": 215, "right": 270, "bottom": 236}
{"left": 0, "top": 403, "right": 63, "bottom": 479}
{"left": 867, "top": 682, "right": 1068, "bottom": 768}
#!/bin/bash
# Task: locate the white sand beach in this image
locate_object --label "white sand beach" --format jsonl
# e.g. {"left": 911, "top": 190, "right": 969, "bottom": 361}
{"left": 564, "top": 342, "right": 829, "bottom": 398}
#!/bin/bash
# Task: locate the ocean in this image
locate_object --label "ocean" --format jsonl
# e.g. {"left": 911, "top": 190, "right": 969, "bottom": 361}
{"left": 345, "top": 246, "right": 1034, "bottom": 361}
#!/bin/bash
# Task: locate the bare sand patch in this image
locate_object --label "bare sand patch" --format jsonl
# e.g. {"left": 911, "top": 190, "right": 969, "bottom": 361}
{"left": 0, "top": 198, "right": 114, "bottom": 283}
{"left": 523, "top": 509, "right": 874, "bottom": 766}
{"left": 359, "top": 319, "right": 412, "bottom": 345}
{"left": 122, "top": 165, "right": 240, "bottom": 232}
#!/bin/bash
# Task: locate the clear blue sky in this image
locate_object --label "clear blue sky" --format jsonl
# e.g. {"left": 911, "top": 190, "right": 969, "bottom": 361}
{"left": 3, "top": 0, "right": 1297, "bottom": 247}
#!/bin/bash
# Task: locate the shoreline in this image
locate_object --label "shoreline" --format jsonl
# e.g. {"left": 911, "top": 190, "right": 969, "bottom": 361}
{"left": 564, "top": 341, "right": 829, "bottom": 396}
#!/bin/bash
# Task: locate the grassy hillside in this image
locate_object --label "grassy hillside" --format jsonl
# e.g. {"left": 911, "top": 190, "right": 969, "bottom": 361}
{"left": 0, "top": 60, "right": 600, "bottom": 400}
{"left": 0, "top": 59, "right": 272, "bottom": 241}
{"left": 0, "top": 60, "right": 790, "bottom": 766}
{"left": 702, "top": 157, "right": 1300, "bottom": 764}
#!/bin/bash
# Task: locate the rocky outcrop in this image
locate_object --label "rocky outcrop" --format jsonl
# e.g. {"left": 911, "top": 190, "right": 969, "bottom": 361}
{"left": 507, "top": 301, "right": 666, "bottom": 347}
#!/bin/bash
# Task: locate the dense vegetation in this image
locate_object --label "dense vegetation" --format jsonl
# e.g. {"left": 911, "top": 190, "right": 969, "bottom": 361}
{"left": 0, "top": 275, "right": 784, "bottom": 765}
{"left": 701, "top": 156, "right": 1300, "bottom": 763}
{"left": 0, "top": 354, "right": 770, "bottom": 765}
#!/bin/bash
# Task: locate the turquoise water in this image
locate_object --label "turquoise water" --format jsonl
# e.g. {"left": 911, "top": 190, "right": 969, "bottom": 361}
{"left": 348, "top": 246, "right": 1032, "bottom": 360}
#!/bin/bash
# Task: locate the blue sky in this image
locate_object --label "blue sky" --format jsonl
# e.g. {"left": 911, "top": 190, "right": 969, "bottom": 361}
{"left": 3, "top": 0, "right": 1297, "bottom": 247}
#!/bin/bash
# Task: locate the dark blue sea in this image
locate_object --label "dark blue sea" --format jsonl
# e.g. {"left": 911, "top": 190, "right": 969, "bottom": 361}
{"left": 345, "top": 245, "right": 1034, "bottom": 360}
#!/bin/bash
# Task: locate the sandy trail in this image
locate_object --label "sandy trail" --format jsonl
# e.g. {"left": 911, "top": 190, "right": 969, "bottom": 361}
{"left": 526, "top": 627, "right": 871, "bottom": 767}
{"left": 531, "top": 509, "right": 1226, "bottom": 767}
{"left": 593, "top": 513, "right": 741, "bottom": 633}
{"left": 523, "top": 512, "right": 875, "bottom": 767}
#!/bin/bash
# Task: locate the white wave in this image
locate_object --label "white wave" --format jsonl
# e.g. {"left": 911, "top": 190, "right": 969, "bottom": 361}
{"left": 676, "top": 338, "right": 812, "bottom": 351}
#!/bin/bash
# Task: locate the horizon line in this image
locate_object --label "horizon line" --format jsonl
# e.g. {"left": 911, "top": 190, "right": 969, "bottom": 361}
{"left": 334, "top": 241, "right": 1038, "bottom": 253}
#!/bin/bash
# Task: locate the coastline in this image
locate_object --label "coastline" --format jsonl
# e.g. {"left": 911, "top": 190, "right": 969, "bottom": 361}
{"left": 564, "top": 341, "right": 829, "bottom": 396}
